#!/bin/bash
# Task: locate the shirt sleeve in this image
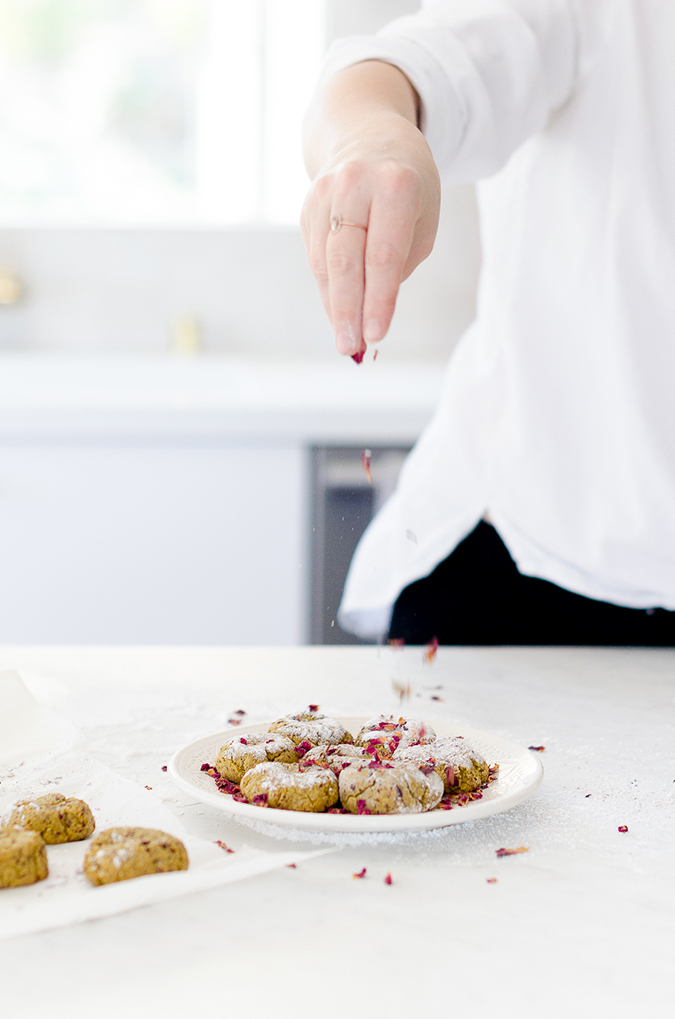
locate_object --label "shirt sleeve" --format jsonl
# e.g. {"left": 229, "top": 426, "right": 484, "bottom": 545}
{"left": 319, "top": 0, "right": 590, "bottom": 183}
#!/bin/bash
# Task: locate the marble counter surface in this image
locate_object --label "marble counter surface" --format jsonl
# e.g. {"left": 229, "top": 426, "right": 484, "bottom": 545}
{"left": 0, "top": 353, "right": 443, "bottom": 443}
{"left": 0, "top": 645, "right": 673, "bottom": 1019}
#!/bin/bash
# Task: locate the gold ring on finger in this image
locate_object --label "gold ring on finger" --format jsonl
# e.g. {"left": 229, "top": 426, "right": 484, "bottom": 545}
{"left": 330, "top": 215, "right": 368, "bottom": 234}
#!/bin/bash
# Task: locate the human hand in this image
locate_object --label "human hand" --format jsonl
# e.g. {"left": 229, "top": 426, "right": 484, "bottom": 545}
{"left": 301, "top": 64, "right": 441, "bottom": 360}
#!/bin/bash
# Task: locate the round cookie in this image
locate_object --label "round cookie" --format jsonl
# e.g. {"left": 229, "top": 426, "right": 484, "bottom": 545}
{"left": 83, "top": 827, "right": 189, "bottom": 886}
{"left": 338, "top": 761, "right": 444, "bottom": 815}
{"left": 240, "top": 761, "right": 339, "bottom": 812}
{"left": 1, "top": 793, "right": 95, "bottom": 844}
{"left": 215, "top": 732, "right": 299, "bottom": 784}
{"left": 394, "top": 735, "right": 490, "bottom": 793}
{"left": 301, "top": 744, "right": 371, "bottom": 776}
{"left": 268, "top": 709, "right": 352, "bottom": 747}
{"left": 354, "top": 716, "right": 437, "bottom": 755}
{"left": 0, "top": 826, "right": 48, "bottom": 888}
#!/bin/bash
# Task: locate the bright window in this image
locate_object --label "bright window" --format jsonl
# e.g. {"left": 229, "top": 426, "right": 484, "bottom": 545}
{"left": 0, "top": 0, "right": 327, "bottom": 226}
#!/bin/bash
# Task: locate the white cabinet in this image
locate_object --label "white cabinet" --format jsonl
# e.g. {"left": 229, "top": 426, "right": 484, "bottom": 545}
{"left": 0, "top": 354, "right": 440, "bottom": 644}
{"left": 0, "top": 442, "right": 308, "bottom": 644}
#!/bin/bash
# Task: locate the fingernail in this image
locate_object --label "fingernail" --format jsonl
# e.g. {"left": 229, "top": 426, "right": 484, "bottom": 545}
{"left": 364, "top": 319, "right": 382, "bottom": 343}
{"left": 336, "top": 330, "right": 356, "bottom": 355}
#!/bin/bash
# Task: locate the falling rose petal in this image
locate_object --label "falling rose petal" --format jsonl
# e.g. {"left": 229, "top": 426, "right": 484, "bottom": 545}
{"left": 161, "top": 765, "right": 168, "bottom": 772}
{"left": 233, "top": 709, "right": 246, "bottom": 716}
{"left": 387, "top": 638, "right": 405, "bottom": 648}
{"left": 308, "top": 704, "right": 319, "bottom": 713}
{"left": 214, "top": 840, "right": 235, "bottom": 853}
{"left": 286, "top": 863, "right": 297, "bottom": 869}
{"left": 144, "top": 785, "right": 152, "bottom": 790}
{"left": 392, "top": 678, "right": 411, "bottom": 703}
{"left": 227, "top": 719, "right": 241, "bottom": 726}
{"left": 495, "top": 846, "right": 529, "bottom": 858}
{"left": 353, "top": 868, "right": 367, "bottom": 879}
{"left": 373, "top": 349, "right": 379, "bottom": 361}
{"left": 528, "top": 745, "right": 545, "bottom": 752}
{"left": 384, "top": 872, "right": 393, "bottom": 886}
{"left": 431, "top": 695, "right": 444, "bottom": 702}
{"left": 351, "top": 349, "right": 365, "bottom": 364}
{"left": 361, "top": 449, "right": 373, "bottom": 485}
{"left": 423, "top": 636, "right": 439, "bottom": 664}
{"left": 486, "top": 877, "right": 498, "bottom": 884}
{"left": 618, "top": 825, "right": 628, "bottom": 833}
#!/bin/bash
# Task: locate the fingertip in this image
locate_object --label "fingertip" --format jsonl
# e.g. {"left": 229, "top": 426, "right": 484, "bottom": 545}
{"left": 363, "top": 319, "right": 382, "bottom": 343}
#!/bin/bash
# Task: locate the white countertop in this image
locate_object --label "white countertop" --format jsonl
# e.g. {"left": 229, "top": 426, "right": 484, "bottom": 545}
{"left": 0, "top": 354, "right": 444, "bottom": 443}
{"left": 1, "top": 645, "right": 673, "bottom": 1019}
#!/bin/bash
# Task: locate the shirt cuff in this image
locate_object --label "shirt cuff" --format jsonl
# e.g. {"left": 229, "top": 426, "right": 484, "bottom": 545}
{"left": 319, "top": 36, "right": 466, "bottom": 176}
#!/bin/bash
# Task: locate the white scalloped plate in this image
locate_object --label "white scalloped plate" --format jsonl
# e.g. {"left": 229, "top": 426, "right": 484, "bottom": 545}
{"left": 169, "top": 718, "right": 543, "bottom": 834}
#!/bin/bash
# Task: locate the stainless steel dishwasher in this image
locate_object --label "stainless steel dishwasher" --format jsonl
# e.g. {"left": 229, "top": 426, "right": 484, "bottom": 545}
{"left": 310, "top": 446, "right": 410, "bottom": 644}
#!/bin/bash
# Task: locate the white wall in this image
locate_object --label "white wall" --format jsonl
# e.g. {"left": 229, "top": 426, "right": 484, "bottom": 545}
{"left": 0, "top": 185, "right": 479, "bottom": 362}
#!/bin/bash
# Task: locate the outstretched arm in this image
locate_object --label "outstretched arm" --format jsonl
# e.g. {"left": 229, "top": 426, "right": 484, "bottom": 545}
{"left": 301, "top": 60, "right": 441, "bottom": 359}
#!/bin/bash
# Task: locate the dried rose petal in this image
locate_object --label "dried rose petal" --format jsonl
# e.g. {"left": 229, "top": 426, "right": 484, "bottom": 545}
{"left": 486, "top": 877, "right": 498, "bottom": 884}
{"left": 384, "top": 872, "right": 393, "bottom": 886}
{"left": 445, "top": 765, "right": 456, "bottom": 786}
{"left": 387, "top": 638, "right": 405, "bottom": 648}
{"left": 356, "top": 799, "right": 371, "bottom": 816}
{"left": 161, "top": 765, "right": 168, "bottom": 772}
{"left": 618, "top": 825, "right": 628, "bottom": 833}
{"left": 233, "top": 709, "right": 246, "bottom": 716}
{"left": 144, "top": 785, "right": 152, "bottom": 790}
{"left": 232, "top": 793, "right": 248, "bottom": 803}
{"left": 351, "top": 350, "right": 364, "bottom": 364}
{"left": 239, "top": 737, "right": 248, "bottom": 745}
{"left": 227, "top": 719, "right": 242, "bottom": 726}
{"left": 361, "top": 449, "right": 373, "bottom": 485}
{"left": 214, "top": 840, "right": 235, "bottom": 853}
{"left": 308, "top": 704, "right": 319, "bottom": 713}
{"left": 286, "top": 863, "right": 297, "bottom": 869}
{"left": 431, "top": 695, "right": 443, "bottom": 702}
{"left": 215, "top": 777, "right": 240, "bottom": 795}
{"left": 200, "top": 762, "right": 211, "bottom": 772}
{"left": 251, "top": 793, "right": 269, "bottom": 807}
{"left": 419, "top": 760, "right": 437, "bottom": 775}
{"left": 528, "top": 745, "right": 545, "bottom": 752}
{"left": 352, "top": 867, "right": 367, "bottom": 879}
{"left": 423, "top": 636, "right": 439, "bottom": 664}
{"left": 373, "top": 349, "right": 379, "bottom": 361}
{"left": 495, "top": 846, "right": 529, "bottom": 858}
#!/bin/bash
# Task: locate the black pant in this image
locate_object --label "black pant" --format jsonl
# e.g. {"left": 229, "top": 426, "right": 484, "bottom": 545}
{"left": 388, "top": 521, "right": 675, "bottom": 646}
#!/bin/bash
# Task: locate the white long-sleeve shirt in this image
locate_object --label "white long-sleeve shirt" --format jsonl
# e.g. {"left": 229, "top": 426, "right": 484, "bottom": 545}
{"left": 322, "top": 0, "right": 675, "bottom": 639}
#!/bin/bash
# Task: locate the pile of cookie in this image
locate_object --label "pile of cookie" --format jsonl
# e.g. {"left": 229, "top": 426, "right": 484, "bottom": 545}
{"left": 0, "top": 793, "right": 188, "bottom": 890}
{"left": 204, "top": 710, "right": 497, "bottom": 815}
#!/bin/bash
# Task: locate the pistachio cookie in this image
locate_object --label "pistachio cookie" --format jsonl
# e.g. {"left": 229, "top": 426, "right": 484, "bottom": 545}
{"left": 354, "top": 716, "right": 436, "bottom": 755}
{"left": 2, "top": 793, "right": 95, "bottom": 844}
{"left": 394, "top": 736, "right": 490, "bottom": 793}
{"left": 0, "top": 827, "right": 49, "bottom": 888}
{"left": 301, "top": 744, "right": 370, "bottom": 775}
{"left": 84, "top": 827, "right": 188, "bottom": 886}
{"left": 240, "top": 761, "right": 339, "bottom": 812}
{"left": 268, "top": 709, "right": 352, "bottom": 747}
{"left": 215, "top": 732, "right": 299, "bottom": 784}
{"left": 339, "top": 761, "right": 443, "bottom": 815}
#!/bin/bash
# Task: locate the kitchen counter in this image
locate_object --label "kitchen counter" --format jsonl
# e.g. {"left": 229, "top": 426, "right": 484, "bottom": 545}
{"left": 0, "top": 353, "right": 444, "bottom": 444}
{"left": 1, "top": 644, "right": 673, "bottom": 1018}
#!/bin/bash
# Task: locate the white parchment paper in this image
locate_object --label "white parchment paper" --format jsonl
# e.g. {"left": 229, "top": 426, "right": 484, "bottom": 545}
{"left": 0, "top": 674, "right": 331, "bottom": 939}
